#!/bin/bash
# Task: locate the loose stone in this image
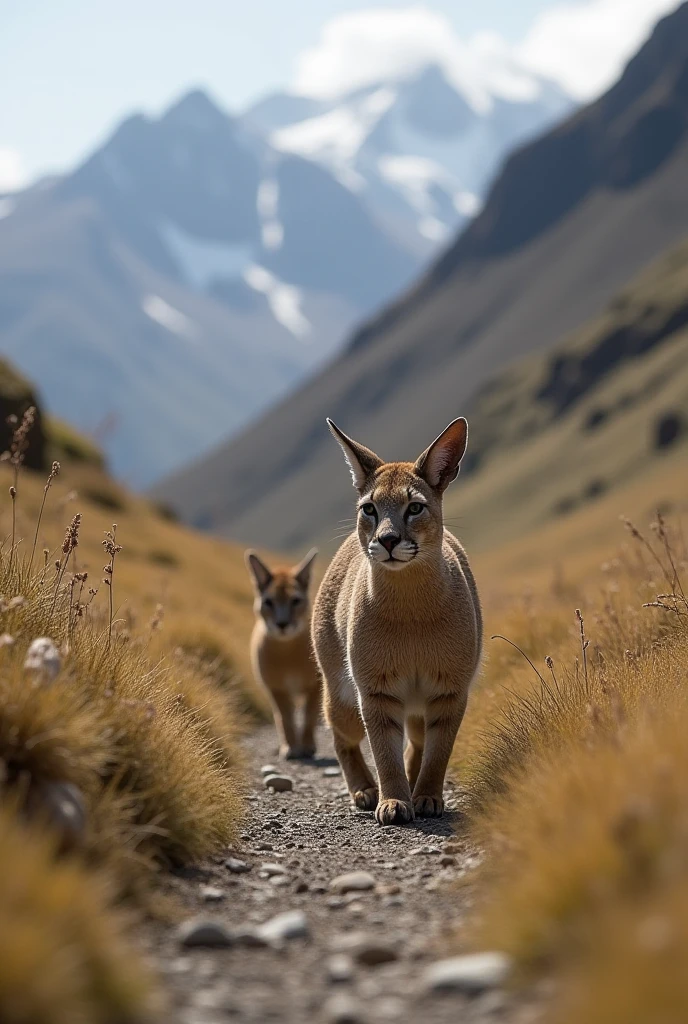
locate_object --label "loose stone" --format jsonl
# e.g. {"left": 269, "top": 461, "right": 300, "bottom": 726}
{"left": 326, "top": 954, "right": 355, "bottom": 984}
{"left": 263, "top": 774, "right": 294, "bottom": 793}
{"left": 177, "top": 919, "right": 233, "bottom": 949}
{"left": 330, "top": 871, "right": 376, "bottom": 894}
{"left": 261, "top": 764, "right": 278, "bottom": 775}
{"left": 225, "top": 857, "right": 251, "bottom": 874}
{"left": 259, "top": 909, "right": 310, "bottom": 944}
{"left": 199, "top": 885, "right": 225, "bottom": 902}
{"left": 423, "top": 952, "right": 512, "bottom": 994}
{"left": 324, "top": 993, "right": 364, "bottom": 1024}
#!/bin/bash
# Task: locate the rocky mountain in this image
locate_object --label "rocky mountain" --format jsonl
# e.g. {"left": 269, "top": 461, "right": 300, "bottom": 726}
{"left": 0, "top": 55, "right": 568, "bottom": 487}
{"left": 246, "top": 62, "right": 570, "bottom": 253}
{"left": 153, "top": 2, "right": 688, "bottom": 550}
{"left": 0, "top": 91, "right": 416, "bottom": 485}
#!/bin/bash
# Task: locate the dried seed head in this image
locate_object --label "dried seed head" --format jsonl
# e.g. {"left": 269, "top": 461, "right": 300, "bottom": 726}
{"left": 9, "top": 486, "right": 16, "bottom": 499}
{"left": 3, "top": 406, "right": 36, "bottom": 468}
{"left": 62, "top": 513, "right": 82, "bottom": 555}
{"left": 545, "top": 656, "right": 554, "bottom": 669}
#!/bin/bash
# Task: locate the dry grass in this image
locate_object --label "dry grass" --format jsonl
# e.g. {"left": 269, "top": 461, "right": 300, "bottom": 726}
{"left": 0, "top": 801, "right": 152, "bottom": 1024}
{"left": 0, "top": 421, "right": 253, "bottom": 1020}
{"left": 453, "top": 511, "right": 688, "bottom": 1020}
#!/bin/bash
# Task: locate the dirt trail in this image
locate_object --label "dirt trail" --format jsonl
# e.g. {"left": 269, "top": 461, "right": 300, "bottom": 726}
{"left": 149, "top": 726, "right": 537, "bottom": 1024}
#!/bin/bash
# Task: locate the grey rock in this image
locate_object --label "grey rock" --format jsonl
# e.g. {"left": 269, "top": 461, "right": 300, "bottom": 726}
{"left": 324, "top": 766, "right": 342, "bottom": 777}
{"left": 261, "top": 764, "right": 278, "bottom": 775}
{"left": 330, "top": 871, "right": 376, "bottom": 894}
{"left": 326, "top": 954, "right": 355, "bottom": 984}
{"left": 259, "top": 862, "right": 288, "bottom": 877}
{"left": 423, "top": 952, "right": 512, "bottom": 994}
{"left": 334, "top": 932, "right": 399, "bottom": 966}
{"left": 233, "top": 926, "right": 271, "bottom": 948}
{"left": 259, "top": 909, "right": 309, "bottom": 943}
{"left": 263, "top": 774, "right": 294, "bottom": 793}
{"left": 439, "top": 855, "right": 457, "bottom": 867}
{"left": 178, "top": 919, "right": 234, "bottom": 948}
{"left": 324, "top": 993, "right": 363, "bottom": 1024}
{"left": 225, "top": 857, "right": 251, "bottom": 874}
{"left": 200, "top": 885, "right": 225, "bottom": 902}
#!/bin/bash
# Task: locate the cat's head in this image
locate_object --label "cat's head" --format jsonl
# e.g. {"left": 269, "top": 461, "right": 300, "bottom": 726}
{"left": 245, "top": 548, "right": 317, "bottom": 637}
{"left": 327, "top": 417, "right": 468, "bottom": 571}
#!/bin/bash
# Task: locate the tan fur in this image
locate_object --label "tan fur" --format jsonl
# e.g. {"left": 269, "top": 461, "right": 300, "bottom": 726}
{"left": 312, "top": 419, "right": 482, "bottom": 825}
{"left": 245, "top": 549, "right": 321, "bottom": 759}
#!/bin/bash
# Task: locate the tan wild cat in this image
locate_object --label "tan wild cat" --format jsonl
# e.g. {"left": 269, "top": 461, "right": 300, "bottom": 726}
{"left": 246, "top": 548, "right": 321, "bottom": 759}
{"left": 312, "top": 418, "right": 482, "bottom": 826}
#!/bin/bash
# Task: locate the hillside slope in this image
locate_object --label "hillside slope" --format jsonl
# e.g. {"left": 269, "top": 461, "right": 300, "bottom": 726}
{"left": 153, "top": 2, "right": 688, "bottom": 552}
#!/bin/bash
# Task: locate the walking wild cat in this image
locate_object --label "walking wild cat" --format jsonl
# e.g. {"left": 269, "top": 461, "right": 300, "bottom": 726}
{"left": 312, "top": 418, "right": 482, "bottom": 825}
{"left": 246, "top": 548, "right": 321, "bottom": 759}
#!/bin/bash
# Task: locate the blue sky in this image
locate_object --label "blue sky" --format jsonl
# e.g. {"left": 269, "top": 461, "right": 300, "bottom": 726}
{"left": 0, "top": 0, "right": 680, "bottom": 188}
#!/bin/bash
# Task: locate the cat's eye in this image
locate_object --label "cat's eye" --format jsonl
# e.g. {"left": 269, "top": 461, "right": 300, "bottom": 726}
{"left": 291, "top": 597, "right": 303, "bottom": 607}
{"left": 408, "top": 501, "right": 425, "bottom": 516}
{"left": 361, "top": 502, "right": 376, "bottom": 517}
{"left": 263, "top": 598, "right": 274, "bottom": 609}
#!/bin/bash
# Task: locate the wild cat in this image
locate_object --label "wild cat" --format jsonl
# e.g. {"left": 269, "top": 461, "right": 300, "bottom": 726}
{"left": 245, "top": 548, "right": 321, "bottom": 759}
{"left": 312, "top": 418, "right": 482, "bottom": 826}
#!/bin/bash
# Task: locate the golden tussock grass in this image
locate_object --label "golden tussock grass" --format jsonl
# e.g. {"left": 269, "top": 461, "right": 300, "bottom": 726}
{"left": 454, "top": 510, "right": 688, "bottom": 1021}
{"left": 0, "top": 414, "right": 251, "bottom": 1019}
{"left": 0, "top": 801, "right": 152, "bottom": 1024}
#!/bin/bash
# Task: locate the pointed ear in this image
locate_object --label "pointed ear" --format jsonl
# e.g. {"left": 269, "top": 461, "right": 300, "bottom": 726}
{"left": 292, "top": 547, "right": 317, "bottom": 590}
{"left": 327, "top": 419, "right": 383, "bottom": 491}
{"left": 245, "top": 550, "right": 273, "bottom": 592}
{"left": 414, "top": 418, "right": 468, "bottom": 493}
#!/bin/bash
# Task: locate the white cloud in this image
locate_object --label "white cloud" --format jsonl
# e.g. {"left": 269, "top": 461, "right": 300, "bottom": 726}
{"left": 0, "top": 148, "right": 25, "bottom": 193}
{"left": 291, "top": 1, "right": 682, "bottom": 106}
{"left": 518, "top": 0, "right": 683, "bottom": 99}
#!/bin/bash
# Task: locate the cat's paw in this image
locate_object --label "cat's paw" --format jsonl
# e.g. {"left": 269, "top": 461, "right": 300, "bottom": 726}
{"left": 353, "top": 787, "right": 378, "bottom": 811}
{"left": 375, "top": 798, "right": 414, "bottom": 826}
{"left": 413, "top": 794, "right": 444, "bottom": 818}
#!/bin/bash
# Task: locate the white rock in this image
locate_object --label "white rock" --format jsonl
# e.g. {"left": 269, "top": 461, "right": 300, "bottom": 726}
{"left": 259, "top": 862, "right": 287, "bottom": 877}
{"left": 199, "top": 885, "right": 225, "bottom": 903}
{"left": 330, "top": 871, "right": 376, "bottom": 893}
{"left": 324, "top": 766, "right": 342, "bottom": 777}
{"left": 263, "top": 774, "right": 294, "bottom": 793}
{"left": 423, "top": 952, "right": 512, "bottom": 994}
{"left": 225, "top": 857, "right": 251, "bottom": 874}
{"left": 259, "top": 909, "right": 309, "bottom": 943}
{"left": 23, "top": 637, "right": 61, "bottom": 683}
{"left": 261, "top": 764, "right": 278, "bottom": 775}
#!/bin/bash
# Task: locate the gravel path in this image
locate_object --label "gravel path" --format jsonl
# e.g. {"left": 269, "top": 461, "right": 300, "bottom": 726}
{"left": 149, "top": 726, "right": 540, "bottom": 1024}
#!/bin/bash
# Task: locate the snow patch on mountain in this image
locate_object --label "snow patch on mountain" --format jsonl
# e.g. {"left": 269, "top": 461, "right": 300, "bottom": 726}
{"left": 159, "top": 220, "right": 253, "bottom": 289}
{"left": 243, "top": 264, "right": 311, "bottom": 339}
{"left": 257, "top": 178, "right": 284, "bottom": 250}
{"left": 142, "top": 294, "right": 198, "bottom": 340}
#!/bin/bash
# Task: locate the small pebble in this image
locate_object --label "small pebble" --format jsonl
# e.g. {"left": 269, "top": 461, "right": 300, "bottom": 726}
{"left": 423, "top": 952, "right": 512, "bottom": 994}
{"left": 259, "top": 863, "right": 287, "bottom": 877}
{"left": 200, "top": 886, "right": 225, "bottom": 903}
{"left": 261, "top": 764, "right": 278, "bottom": 775}
{"left": 324, "top": 993, "right": 363, "bottom": 1024}
{"left": 259, "top": 909, "right": 309, "bottom": 943}
{"left": 439, "top": 855, "right": 457, "bottom": 867}
{"left": 335, "top": 933, "right": 399, "bottom": 966}
{"left": 178, "top": 919, "right": 233, "bottom": 949}
{"left": 326, "top": 954, "right": 355, "bottom": 984}
{"left": 324, "top": 766, "right": 342, "bottom": 777}
{"left": 330, "top": 871, "right": 376, "bottom": 894}
{"left": 225, "top": 857, "right": 251, "bottom": 874}
{"left": 233, "top": 926, "right": 270, "bottom": 948}
{"left": 263, "top": 774, "right": 294, "bottom": 793}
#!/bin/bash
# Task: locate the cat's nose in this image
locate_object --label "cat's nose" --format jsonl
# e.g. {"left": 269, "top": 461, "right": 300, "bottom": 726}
{"left": 378, "top": 532, "right": 400, "bottom": 553}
